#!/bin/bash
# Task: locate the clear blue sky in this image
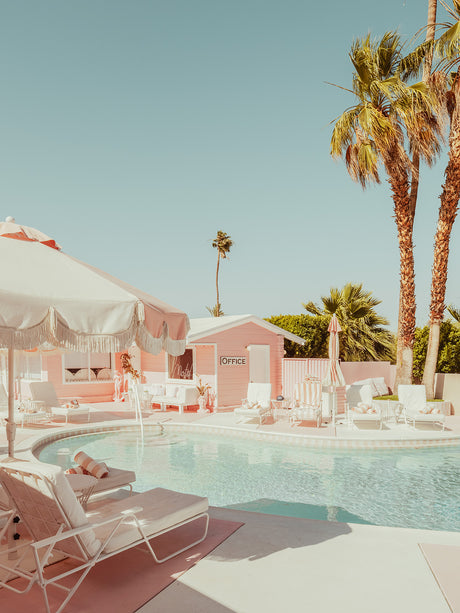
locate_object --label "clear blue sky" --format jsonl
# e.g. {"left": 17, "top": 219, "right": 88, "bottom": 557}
{"left": 1, "top": 0, "right": 458, "bottom": 331}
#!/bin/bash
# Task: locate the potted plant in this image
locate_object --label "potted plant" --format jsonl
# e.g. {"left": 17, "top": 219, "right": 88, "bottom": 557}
{"left": 196, "top": 377, "right": 211, "bottom": 413}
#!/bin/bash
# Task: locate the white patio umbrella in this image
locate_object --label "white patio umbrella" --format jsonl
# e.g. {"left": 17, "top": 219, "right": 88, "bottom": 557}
{"left": 0, "top": 218, "right": 190, "bottom": 456}
{"left": 322, "top": 314, "right": 346, "bottom": 424}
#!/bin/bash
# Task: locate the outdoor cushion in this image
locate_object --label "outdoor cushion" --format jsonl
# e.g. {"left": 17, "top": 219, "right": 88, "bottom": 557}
{"left": 373, "top": 377, "right": 389, "bottom": 396}
{"left": 87, "top": 487, "right": 209, "bottom": 553}
{"left": 165, "top": 384, "right": 178, "bottom": 397}
{"left": 352, "top": 378, "right": 379, "bottom": 397}
{"left": 92, "top": 467, "right": 136, "bottom": 493}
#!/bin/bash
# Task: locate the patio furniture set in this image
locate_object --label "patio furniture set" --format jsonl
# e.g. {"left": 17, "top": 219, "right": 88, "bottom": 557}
{"left": 0, "top": 382, "right": 92, "bottom": 428}
{"left": 233, "top": 382, "right": 324, "bottom": 427}
{"left": 233, "top": 382, "right": 447, "bottom": 431}
{"left": 130, "top": 383, "right": 200, "bottom": 414}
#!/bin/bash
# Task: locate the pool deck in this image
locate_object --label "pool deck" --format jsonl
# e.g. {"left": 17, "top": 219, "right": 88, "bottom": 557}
{"left": 1, "top": 403, "right": 460, "bottom": 612}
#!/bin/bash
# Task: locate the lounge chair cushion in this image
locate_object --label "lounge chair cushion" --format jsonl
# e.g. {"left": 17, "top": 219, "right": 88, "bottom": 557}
{"left": 87, "top": 487, "right": 208, "bottom": 553}
{"left": 165, "top": 385, "right": 178, "bottom": 397}
{"left": 92, "top": 467, "right": 136, "bottom": 493}
{"left": 2, "top": 460, "right": 100, "bottom": 556}
{"left": 373, "top": 377, "right": 389, "bottom": 396}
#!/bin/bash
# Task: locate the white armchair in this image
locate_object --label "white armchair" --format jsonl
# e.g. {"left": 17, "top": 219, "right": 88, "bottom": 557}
{"left": 234, "top": 383, "right": 272, "bottom": 425}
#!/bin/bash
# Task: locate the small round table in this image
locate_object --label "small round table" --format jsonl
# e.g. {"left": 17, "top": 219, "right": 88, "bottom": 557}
{"left": 65, "top": 474, "right": 98, "bottom": 509}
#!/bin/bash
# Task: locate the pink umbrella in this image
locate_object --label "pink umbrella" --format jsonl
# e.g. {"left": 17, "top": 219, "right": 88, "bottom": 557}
{"left": 323, "top": 314, "right": 345, "bottom": 424}
{"left": 0, "top": 217, "right": 190, "bottom": 455}
{"left": 323, "top": 314, "right": 346, "bottom": 387}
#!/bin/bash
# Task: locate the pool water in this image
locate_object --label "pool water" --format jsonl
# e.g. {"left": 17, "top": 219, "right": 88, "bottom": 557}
{"left": 38, "top": 430, "right": 460, "bottom": 532}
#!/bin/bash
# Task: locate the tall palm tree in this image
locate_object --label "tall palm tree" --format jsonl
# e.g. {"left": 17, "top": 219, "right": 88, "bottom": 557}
{"left": 303, "top": 283, "right": 395, "bottom": 361}
{"left": 422, "top": 2, "right": 460, "bottom": 397}
{"left": 208, "top": 230, "right": 233, "bottom": 317}
{"left": 395, "top": 1, "right": 438, "bottom": 376}
{"left": 330, "top": 32, "right": 441, "bottom": 386}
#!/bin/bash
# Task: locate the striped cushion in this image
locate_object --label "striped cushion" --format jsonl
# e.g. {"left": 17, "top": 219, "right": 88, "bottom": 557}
{"left": 74, "top": 451, "right": 108, "bottom": 479}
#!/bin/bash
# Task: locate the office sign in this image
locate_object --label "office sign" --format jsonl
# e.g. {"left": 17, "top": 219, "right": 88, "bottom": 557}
{"left": 220, "top": 356, "right": 247, "bottom": 366}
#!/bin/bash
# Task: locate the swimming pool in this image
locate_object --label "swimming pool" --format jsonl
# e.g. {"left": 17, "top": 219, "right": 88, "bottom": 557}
{"left": 37, "top": 429, "right": 460, "bottom": 532}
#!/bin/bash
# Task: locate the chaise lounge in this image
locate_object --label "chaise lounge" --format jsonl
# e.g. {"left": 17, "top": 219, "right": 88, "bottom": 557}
{"left": 346, "top": 384, "right": 383, "bottom": 429}
{"left": 398, "top": 384, "right": 445, "bottom": 430}
{"left": 29, "top": 382, "right": 91, "bottom": 423}
{"left": 0, "top": 459, "right": 209, "bottom": 613}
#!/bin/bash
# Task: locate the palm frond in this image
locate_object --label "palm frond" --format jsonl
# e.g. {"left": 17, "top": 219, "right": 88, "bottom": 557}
{"left": 447, "top": 304, "right": 460, "bottom": 322}
{"left": 399, "top": 41, "right": 433, "bottom": 80}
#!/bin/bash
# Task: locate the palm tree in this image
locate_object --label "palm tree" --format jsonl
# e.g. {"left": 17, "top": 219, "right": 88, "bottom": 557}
{"left": 330, "top": 32, "right": 441, "bottom": 386}
{"left": 303, "top": 283, "right": 395, "bottom": 361}
{"left": 422, "top": 2, "right": 460, "bottom": 397}
{"left": 208, "top": 230, "right": 233, "bottom": 317}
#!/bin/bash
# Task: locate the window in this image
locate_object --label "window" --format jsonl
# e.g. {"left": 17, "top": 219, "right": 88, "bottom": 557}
{"left": 168, "top": 349, "right": 194, "bottom": 381}
{"left": 63, "top": 352, "right": 112, "bottom": 383}
{"left": 18, "top": 352, "right": 42, "bottom": 380}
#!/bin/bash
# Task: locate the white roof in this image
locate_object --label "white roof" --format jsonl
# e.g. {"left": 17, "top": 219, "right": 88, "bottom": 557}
{"left": 188, "top": 314, "right": 305, "bottom": 345}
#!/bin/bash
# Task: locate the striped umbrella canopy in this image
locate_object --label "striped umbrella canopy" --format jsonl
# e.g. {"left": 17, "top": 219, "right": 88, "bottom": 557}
{"left": 323, "top": 314, "right": 346, "bottom": 388}
{"left": 0, "top": 217, "right": 190, "bottom": 456}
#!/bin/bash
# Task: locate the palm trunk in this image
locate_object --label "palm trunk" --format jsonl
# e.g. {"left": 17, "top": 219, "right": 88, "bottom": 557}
{"left": 215, "top": 253, "right": 220, "bottom": 311}
{"left": 423, "top": 73, "right": 460, "bottom": 398}
{"left": 385, "top": 151, "right": 416, "bottom": 391}
{"left": 422, "top": 0, "right": 437, "bottom": 81}
{"left": 395, "top": 0, "right": 437, "bottom": 394}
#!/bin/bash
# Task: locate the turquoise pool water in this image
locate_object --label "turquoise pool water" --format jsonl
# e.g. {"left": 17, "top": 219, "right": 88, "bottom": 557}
{"left": 38, "top": 430, "right": 460, "bottom": 531}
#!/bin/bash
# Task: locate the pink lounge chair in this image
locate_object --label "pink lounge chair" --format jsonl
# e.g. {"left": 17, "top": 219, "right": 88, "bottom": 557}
{"left": 0, "top": 459, "right": 209, "bottom": 613}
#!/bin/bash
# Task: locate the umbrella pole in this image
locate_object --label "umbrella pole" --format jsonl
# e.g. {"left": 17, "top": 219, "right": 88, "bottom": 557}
{"left": 6, "top": 347, "right": 16, "bottom": 457}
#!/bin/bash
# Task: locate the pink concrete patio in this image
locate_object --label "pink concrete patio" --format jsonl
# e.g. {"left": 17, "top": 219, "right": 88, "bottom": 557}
{"left": 1, "top": 403, "right": 460, "bottom": 612}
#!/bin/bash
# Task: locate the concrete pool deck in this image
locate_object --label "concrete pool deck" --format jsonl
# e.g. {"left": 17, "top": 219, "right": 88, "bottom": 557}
{"left": 1, "top": 402, "right": 460, "bottom": 612}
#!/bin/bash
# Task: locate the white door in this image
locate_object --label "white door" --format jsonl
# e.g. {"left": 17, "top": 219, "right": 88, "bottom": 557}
{"left": 248, "top": 345, "right": 270, "bottom": 383}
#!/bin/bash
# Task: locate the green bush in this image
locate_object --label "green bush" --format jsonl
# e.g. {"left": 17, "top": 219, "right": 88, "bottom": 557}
{"left": 265, "top": 314, "right": 329, "bottom": 358}
{"left": 413, "top": 320, "right": 460, "bottom": 381}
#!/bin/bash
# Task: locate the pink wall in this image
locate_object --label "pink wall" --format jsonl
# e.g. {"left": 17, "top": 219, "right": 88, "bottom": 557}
{"left": 141, "top": 351, "right": 167, "bottom": 384}
{"left": 38, "top": 354, "right": 115, "bottom": 403}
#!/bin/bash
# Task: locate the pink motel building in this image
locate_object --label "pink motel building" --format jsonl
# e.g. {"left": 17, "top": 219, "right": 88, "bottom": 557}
{"left": 29, "top": 314, "right": 305, "bottom": 409}
{"left": 140, "top": 315, "right": 306, "bottom": 409}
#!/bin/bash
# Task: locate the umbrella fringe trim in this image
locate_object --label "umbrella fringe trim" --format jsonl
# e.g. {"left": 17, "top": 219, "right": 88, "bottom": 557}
{"left": 52, "top": 312, "right": 137, "bottom": 353}
{"left": 0, "top": 315, "right": 52, "bottom": 350}
{"left": 0, "top": 313, "right": 187, "bottom": 356}
{"left": 136, "top": 323, "right": 186, "bottom": 357}
{"left": 0, "top": 311, "right": 137, "bottom": 353}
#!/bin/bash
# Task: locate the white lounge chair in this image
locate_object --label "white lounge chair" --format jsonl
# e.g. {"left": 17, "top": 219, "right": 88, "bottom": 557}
{"left": 398, "top": 384, "right": 445, "bottom": 430}
{"left": 0, "top": 459, "right": 209, "bottom": 613}
{"left": 29, "top": 382, "right": 91, "bottom": 423}
{"left": 233, "top": 383, "right": 272, "bottom": 424}
{"left": 346, "top": 384, "right": 383, "bottom": 429}
{"left": 66, "top": 466, "right": 137, "bottom": 497}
